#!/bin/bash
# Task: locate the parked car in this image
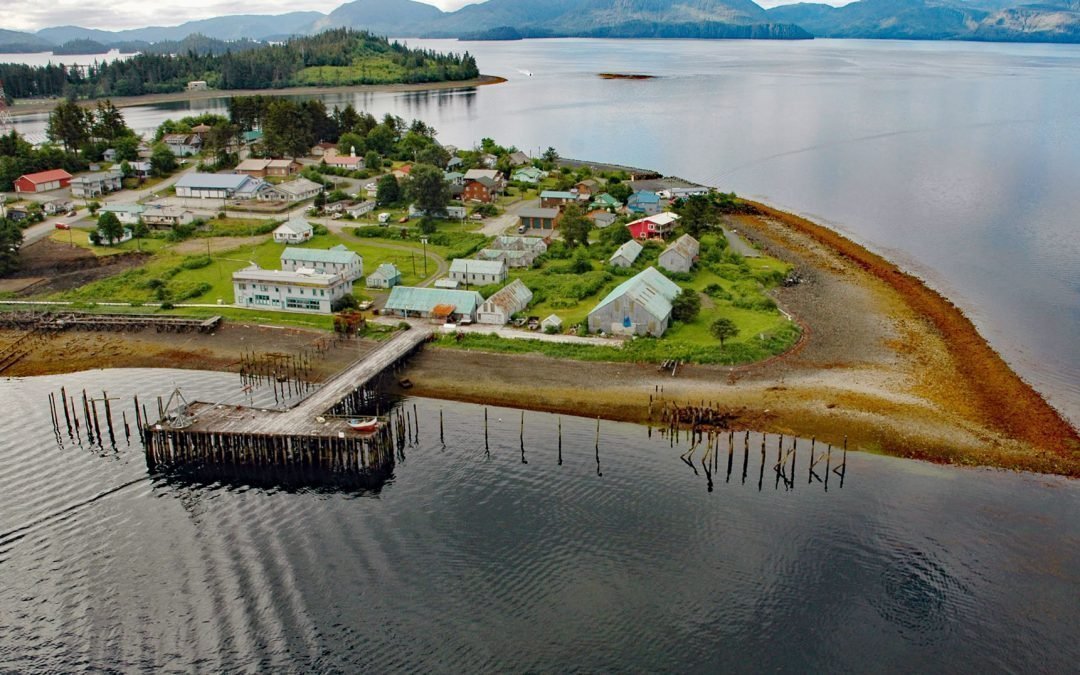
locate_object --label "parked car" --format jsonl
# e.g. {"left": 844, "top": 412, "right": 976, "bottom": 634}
{"left": 517, "top": 225, "right": 527, "bottom": 234}
{"left": 66, "top": 210, "right": 77, "bottom": 217}
{"left": 378, "top": 212, "right": 391, "bottom": 224}
{"left": 54, "top": 222, "right": 70, "bottom": 230}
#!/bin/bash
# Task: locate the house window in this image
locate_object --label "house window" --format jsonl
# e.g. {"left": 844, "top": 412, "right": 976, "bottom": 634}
{"left": 286, "top": 297, "right": 321, "bottom": 311}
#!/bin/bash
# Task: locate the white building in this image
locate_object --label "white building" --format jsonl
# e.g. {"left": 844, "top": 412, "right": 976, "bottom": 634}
{"left": 448, "top": 258, "right": 507, "bottom": 287}
{"left": 175, "top": 173, "right": 263, "bottom": 200}
{"left": 477, "top": 279, "right": 533, "bottom": 325}
{"left": 232, "top": 265, "right": 352, "bottom": 314}
{"left": 70, "top": 169, "right": 123, "bottom": 199}
{"left": 256, "top": 177, "right": 324, "bottom": 202}
{"left": 142, "top": 206, "right": 194, "bottom": 228}
{"left": 100, "top": 203, "right": 144, "bottom": 225}
{"left": 366, "top": 263, "right": 402, "bottom": 289}
{"left": 273, "top": 219, "right": 314, "bottom": 244}
{"left": 280, "top": 245, "right": 362, "bottom": 281}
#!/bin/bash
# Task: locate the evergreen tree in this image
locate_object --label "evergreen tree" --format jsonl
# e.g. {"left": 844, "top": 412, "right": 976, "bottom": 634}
{"left": 46, "top": 99, "right": 90, "bottom": 153}
{"left": 97, "top": 211, "right": 125, "bottom": 245}
{"left": 150, "top": 144, "right": 177, "bottom": 177}
{"left": 376, "top": 174, "right": 401, "bottom": 206}
{"left": 559, "top": 204, "right": 592, "bottom": 248}
{"left": 0, "top": 218, "right": 22, "bottom": 276}
{"left": 405, "top": 164, "right": 450, "bottom": 216}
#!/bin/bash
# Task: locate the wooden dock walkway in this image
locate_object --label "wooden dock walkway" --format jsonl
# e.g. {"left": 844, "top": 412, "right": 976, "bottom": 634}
{"left": 136, "top": 327, "right": 433, "bottom": 475}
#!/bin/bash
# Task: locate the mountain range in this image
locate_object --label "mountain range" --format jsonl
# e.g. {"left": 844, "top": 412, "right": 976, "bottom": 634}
{"left": 2, "top": 0, "right": 1079, "bottom": 50}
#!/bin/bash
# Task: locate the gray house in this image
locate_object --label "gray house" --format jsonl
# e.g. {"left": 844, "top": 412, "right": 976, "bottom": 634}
{"left": 476, "top": 279, "right": 533, "bottom": 325}
{"left": 609, "top": 239, "right": 643, "bottom": 268}
{"left": 449, "top": 258, "right": 507, "bottom": 286}
{"left": 366, "top": 263, "right": 402, "bottom": 289}
{"left": 658, "top": 234, "right": 700, "bottom": 274}
{"left": 587, "top": 266, "right": 682, "bottom": 337}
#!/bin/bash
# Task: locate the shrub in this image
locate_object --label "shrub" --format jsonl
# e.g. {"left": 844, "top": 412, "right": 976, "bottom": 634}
{"left": 179, "top": 255, "right": 212, "bottom": 270}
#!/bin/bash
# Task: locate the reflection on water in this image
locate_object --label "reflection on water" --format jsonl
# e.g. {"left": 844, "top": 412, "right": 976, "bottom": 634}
{"left": 1, "top": 368, "right": 1078, "bottom": 671}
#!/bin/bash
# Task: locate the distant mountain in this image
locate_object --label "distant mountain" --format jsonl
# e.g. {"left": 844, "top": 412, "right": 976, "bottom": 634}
{"left": 0, "top": 28, "right": 55, "bottom": 53}
{"left": 309, "top": 0, "right": 446, "bottom": 35}
{"left": 428, "top": 0, "right": 775, "bottom": 36}
{"left": 766, "top": 0, "right": 1080, "bottom": 41}
{"left": 36, "top": 12, "right": 323, "bottom": 45}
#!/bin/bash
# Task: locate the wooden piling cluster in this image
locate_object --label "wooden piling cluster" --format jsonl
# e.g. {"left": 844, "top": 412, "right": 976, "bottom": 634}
{"left": 141, "top": 419, "right": 397, "bottom": 476}
{"left": 131, "top": 328, "right": 433, "bottom": 477}
{"left": 46, "top": 386, "right": 126, "bottom": 448}
{"left": 658, "top": 401, "right": 738, "bottom": 434}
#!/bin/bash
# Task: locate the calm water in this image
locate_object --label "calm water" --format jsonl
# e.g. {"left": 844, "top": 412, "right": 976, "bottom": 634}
{"left": 0, "top": 368, "right": 1077, "bottom": 670}
{"left": 13, "top": 38, "right": 1078, "bottom": 425}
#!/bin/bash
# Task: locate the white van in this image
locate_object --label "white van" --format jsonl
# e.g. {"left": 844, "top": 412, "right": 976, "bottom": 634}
{"left": 378, "top": 212, "right": 391, "bottom": 224}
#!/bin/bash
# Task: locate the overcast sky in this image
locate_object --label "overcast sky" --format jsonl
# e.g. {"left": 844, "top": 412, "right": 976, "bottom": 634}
{"left": 6, "top": 0, "right": 848, "bottom": 33}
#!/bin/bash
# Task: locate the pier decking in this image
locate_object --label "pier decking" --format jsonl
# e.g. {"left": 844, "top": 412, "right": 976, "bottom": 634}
{"left": 139, "top": 327, "right": 433, "bottom": 474}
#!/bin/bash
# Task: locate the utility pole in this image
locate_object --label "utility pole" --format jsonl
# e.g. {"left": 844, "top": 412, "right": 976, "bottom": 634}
{"left": 421, "top": 237, "right": 428, "bottom": 276}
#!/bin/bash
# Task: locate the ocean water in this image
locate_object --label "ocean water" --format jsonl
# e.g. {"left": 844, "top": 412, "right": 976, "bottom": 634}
{"left": 10, "top": 38, "right": 1077, "bottom": 426}
{"left": 0, "top": 368, "right": 1077, "bottom": 670}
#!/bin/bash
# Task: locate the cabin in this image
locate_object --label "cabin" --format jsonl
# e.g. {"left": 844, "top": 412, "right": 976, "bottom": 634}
{"left": 232, "top": 265, "right": 353, "bottom": 314}
{"left": 658, "top": 234, "right": 701, "bottom": 274}
{"left": 273, "top": 218, "right": 314, "bottom": 244}
{"left": 587, "top": 266, "right": 682, "bottom": 337}
{"left": 575, "top": 179, "right": 600, "bottom": 197}
{"left": 187, "top": 80, "right": 208, "bottom": 91}
{"left": 14, "top": 169, "right": 73, "bottom": 193}
{"left": 310, "top": 142, "right": 336, "bottom": 157}
{"left": 592, "top": 193, "right": 622, "bottom": 210}
{"left": 280, "top": 244, "right": 363, "bottom": 281}
{"left": 383, "top": 286, "right": 484, "bottom": 323}
{"left": 518, "top": 207, "right": 560, "bottom": 231}
{"left": 609, "top": 239, "right": 644, "bottom": 268}
{"left": 590, "top": 211, "right": 618, "bottom": 228}
{"left": 477, "top": 279, "right": 533, "bottom": 325}
{"left": 464, "top": 169, "right": 504, "bottom": 191}
{"left": 392, "top": 164, "right": 413, "bottom": 179}
{"left": 70, "top": 169, "right": 123, "bottom": 199}
{"left": 366, "top": 263, "right": 402, "bottom": 289}
{"left": 508, "top": 151, "right": 531, "bottom": 167}
{"left": 539, "top": 191, "right": 577, "bottom": 209}
{"left": 449, "top": 258, "right": 507, "bottom": 286}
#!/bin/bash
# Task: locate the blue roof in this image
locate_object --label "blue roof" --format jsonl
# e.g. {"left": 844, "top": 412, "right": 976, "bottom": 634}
{"left": 629, "top": 190, "right": 660, "bottom": 204}
{"left": 385, "top": 286, "right": 483, "bottom": 315}
{"left": 540, "top": 190, "right": 577, "bottom": 200}
{"left": 175, "top": 173, "right": 253, "bottom": 190}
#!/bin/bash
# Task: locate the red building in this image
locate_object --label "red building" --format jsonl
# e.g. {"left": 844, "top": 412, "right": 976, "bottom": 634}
{"left": 626, "top": 213, "right": 681, "bottom": 241}
{"left": 463, "top": 178, "right": 497, "bottom": 203}
{"left": 15, "top": 169, "right": 73, "bottom": 193}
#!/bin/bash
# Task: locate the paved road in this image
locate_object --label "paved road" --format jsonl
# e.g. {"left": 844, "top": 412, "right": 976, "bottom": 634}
{"left": 373, "top": 316, "right": 621, "bottom": 348}
{"left": 722, "top": 226, "right": 760, "bottom": 258}
{"left": 479, "top": 197, "right": 535, "bottom": 237}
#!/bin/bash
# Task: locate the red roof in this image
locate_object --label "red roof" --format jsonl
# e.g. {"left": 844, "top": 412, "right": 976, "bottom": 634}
{"left": 19, "top": 169, "right": 73, "bottom": 184}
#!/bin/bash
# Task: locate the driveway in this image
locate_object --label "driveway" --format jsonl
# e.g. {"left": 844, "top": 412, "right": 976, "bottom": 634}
{"left": 478, "top": 198, "right": 536, "bottom": 237}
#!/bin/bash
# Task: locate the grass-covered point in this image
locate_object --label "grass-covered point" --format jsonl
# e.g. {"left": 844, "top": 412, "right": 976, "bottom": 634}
{"left": 0, "top": 29, "right": 480, "bottom": 99}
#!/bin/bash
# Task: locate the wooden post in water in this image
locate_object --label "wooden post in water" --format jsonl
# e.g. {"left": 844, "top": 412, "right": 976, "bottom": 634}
{"left": 439, "top": 408, "right": 444, "bottom": 445}
{"left": 413, "top": 403, "right": 419, "bottom": 442}
{"left": 484, "top": 407, "right": 489, "bottom": 454}
{"left": 557, "top": 416, "right": 565, "bottom": 462}
{"left": 60, "top": 387, "right": 72, "bottom": 437}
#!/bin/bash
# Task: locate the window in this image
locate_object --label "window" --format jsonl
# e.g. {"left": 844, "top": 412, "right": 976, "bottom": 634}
{"left": 286, "top": 297, "right": 321, "bottom": 311}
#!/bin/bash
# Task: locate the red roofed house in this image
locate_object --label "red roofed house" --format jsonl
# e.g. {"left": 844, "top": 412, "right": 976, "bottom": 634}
{"left": 392, "top": 164, "right": 413, "bottom": 179}
{"left": 15, "top": 169, "right": 73, "bottom": 193}
{"left": 325, "top": 153, "right": 364, "bottom": 171}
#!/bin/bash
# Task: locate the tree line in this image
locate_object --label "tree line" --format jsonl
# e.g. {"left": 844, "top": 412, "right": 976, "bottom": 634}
{"left": 0, "top": 29, "right": 479, "bottom": 99}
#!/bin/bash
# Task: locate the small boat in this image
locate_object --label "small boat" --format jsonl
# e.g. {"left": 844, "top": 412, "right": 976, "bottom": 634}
{"left": 347, "top": 418, "right": 380, "bottom": 432}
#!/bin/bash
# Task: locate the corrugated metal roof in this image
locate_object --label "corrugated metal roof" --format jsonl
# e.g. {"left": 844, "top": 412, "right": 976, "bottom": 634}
{"left": 176, "top": 173, "right": 253, "bottom": 190}
{"left": 591, "top": 266, "right": 681, "bottom": 323}
{"left": 281, "top": 246, "right": 359, "bottom": 265}
{"left": 610, "top": 239, "right": 643, "bottom": 263}
{"left": 385, "top": 286, "right": 483, "bottom": 315}
{"left": 275, "top": 219, "right": 312, "bottom": 235}
{"left": 19, "top": 169, "right": 73, "bottom": 184}
{"left": 629, "top": 190, "right": 661, "bottom": 203}
{"left": 368, "top": 263, "right": 401, "bottom": 281}
{"left": 481, "top": 279, "right": 533, "bottom": 314}
{"left": 101, "top": 203, "right": 145, "bottom": 214}
{"left": 540, "top": 191, "right": 576, "bottom": 199}
{"left": 232, "top": 265, "right": 343, "bottom": 287}
{"left": 662, "top": 234, "right": 700, "bottom": 260}
{"left": 450, "top": 258, "right": 505, "bottom": 275}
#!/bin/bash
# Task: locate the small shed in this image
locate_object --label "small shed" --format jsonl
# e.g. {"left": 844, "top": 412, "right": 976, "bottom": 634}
{"left": 609, "top": 239, "right": 644, "bottom": 268}
{"left": 477, "top": 279, "right": 533, "bottom": 325}
{"left": 434, "top": 278, "right": 460, "bottom": 289}
{"left": 366, "top": 263, "right": 402, "bottom": 289}
{"left": 541, "top": 314, "right": 563, "bottom": 332}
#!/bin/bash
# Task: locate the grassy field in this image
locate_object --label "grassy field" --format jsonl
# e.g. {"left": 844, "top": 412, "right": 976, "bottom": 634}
{"left": 294, "top": 58, "right": 408, "bottom": 86}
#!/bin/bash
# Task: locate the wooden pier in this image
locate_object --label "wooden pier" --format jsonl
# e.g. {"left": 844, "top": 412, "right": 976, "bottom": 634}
{"left": 0, "top": 310, "right": 222, "bottom": 333}
{"left": 139, "top": 327, "right": 433, "bottom": 474}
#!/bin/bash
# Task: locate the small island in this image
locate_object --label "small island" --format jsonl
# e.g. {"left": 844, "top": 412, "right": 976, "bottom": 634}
{"left": 598, "top": 73, "right": 656, "bottom": 80}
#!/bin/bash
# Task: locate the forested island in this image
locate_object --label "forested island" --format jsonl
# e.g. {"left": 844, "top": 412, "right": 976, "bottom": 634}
{"left": 0, "top": 29, "right": 480, "bottom": 100}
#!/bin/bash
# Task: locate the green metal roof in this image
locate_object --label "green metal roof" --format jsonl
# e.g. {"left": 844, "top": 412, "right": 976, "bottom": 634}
{"left": 540, "top": 190, "right": 576, "bottom": 200}
{"left": 281, "top": 246, "right": 359, "bottom": 265}
{"left": 591, "top": 266, "right": 681, "bottom": 323}
{"left": 368, "top": 263, "right": 401, "bottom": 280}
{"left": 385, "top": 286, "right": 483, "bottom": 315}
